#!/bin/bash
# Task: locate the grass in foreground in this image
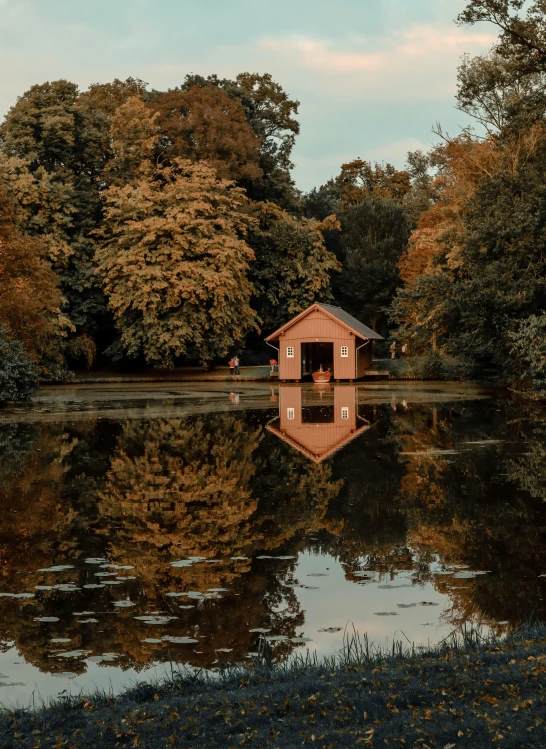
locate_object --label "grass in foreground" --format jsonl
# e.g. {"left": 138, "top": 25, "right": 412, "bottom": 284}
{"left": 1, "top": 625, "right": 545, "bottom": 748}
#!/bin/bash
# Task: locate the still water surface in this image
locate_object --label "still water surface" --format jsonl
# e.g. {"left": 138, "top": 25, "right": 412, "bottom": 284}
{"left": 0, "top": 382, "right": 545, "bottom": 706}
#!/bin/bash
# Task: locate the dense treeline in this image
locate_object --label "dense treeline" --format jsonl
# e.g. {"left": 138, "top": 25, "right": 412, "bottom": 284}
{"left": 1, "top": 0, "right": 546, "bottom": 400}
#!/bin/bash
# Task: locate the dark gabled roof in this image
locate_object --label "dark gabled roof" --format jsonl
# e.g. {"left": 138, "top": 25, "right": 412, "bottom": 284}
{"left": 265, "top": 302, "right": 384, "bottom": 342}
{"left": 317, "top": 304, "right": 384, "bottom": 341}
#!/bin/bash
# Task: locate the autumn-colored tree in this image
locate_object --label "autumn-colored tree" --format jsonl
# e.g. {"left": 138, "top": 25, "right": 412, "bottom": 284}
{"left": 0, "top": 80, "right": 111, "bottom": 356}
{"left": 247, "top": 202, "right": 340, "bottom": 333}
{"left": 105, "top": 96, "right": 160, "bottom": 186}
{"left": 152, "top": 85, "right": 262, "bottom": 183}
{"left": 0, "top": 184, "right": 62, "bottom": 364}
{"left": 78, "top": 77, "right": 148, "bottom": 116}
{"left": 337, "top": 158, "right": 411, "bottom": 206}
{"left": 97, "top": 153, "right": 258, "bottom": 365}
{"left": 181, "top": 72, "right": 300, "bottom": 207}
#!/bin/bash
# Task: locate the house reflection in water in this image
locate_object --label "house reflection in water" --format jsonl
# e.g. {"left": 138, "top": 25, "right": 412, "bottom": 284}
{"left": 267, "top": 384, "right": 371, "bottom": 463}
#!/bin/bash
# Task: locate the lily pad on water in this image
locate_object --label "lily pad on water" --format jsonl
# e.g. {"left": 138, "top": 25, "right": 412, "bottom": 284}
{"left": 419, "top": 602, "right": 440, "bottom": 607}
{"left": 397, "top": 603, "right": 417, "bottom": 609}
{"left": 215, "top": 647, "right": 233, "bottom": 652}
{"left": 452, "top": 571, "right": 489, "bottom": 579}
{"left": 83, "top": 584, "right": 105, "bottom": 589}
{"left": 207, "top": 588, "right": 228, "bottom": 593}
{"left": 318, "top": 627, "right": 342, "bottom": 633}
{"left": 103, "top": 580, "right": 122, "bottom": 585}
{"left": 34, "top": 616, "right": 59, "bottom": 622}
{"left": 265, "top": 635, "right": 288, "bottom": 642}
{"left": 35, "top": 585, "right": 54, "bottom": 591}
{"left": 106, "top": 564, "right": 134, "bottom": 570}
{"left": 14, "top": 593, "right": 35, "bottom": 599}
{"left": 171, "top": 557, "right": 205, "bottom": 568}
{"left": 307, "top": 573, "right": 328, "bottom": 577}
{"left": 113, "top": 601, "right": 135, "bottom": 608}
{"left": 78, "top": 618, "right": 99, "bottom": 624}
{"left": 249, "top": 628, "right": 270, "bottom": 634}
{"left": 94, "top": 572, "right": 118, "bottom": 577}
{"left": 134, "top": 615, "right": 178, "bottom": 625}
{"left": 58, "top": 650, "right": 90, "bottom": 659}
{"left": 231, "top": 557, "right": 248, "bottom": 561}
{"left": 291, "top": 637, "right": 312, "bottom": 643}
{"left": 142, "top": 638, "right": 162, "bottom": 644}
{"left": 38, "top": 565, "right": 75, "bottom": 573}
{"left": 178, "top": 605, "right": 195, "bottom": 609}
{"left": 374, "top": 612, "right": 398, "bottom": 616}
{"left": 54, "top": 584, "right": 80, "bottom": 592}
{"left": 162, "top": 636, "right": 199, "bottom": 644}
{"left": 73, "top": 611, "right": 95, "bottom": 616}
{"left": 377, "top": 584, "right": 412, "bottom": 589}
{"left": 51, "top": 638, "right": 71, "bottom": 643}
{"left": 165, "top": 592, "right": 186, "bottom": 598}
{"left": 256, "top": 555, "right": 296, "bottom": 560}
{"left": 84, "top": 558, "right": 107, "bottom": 565}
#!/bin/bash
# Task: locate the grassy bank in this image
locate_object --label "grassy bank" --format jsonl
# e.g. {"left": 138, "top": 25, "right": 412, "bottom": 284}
{"left": 1, "top": 626, "right": 545, "bottom": 748}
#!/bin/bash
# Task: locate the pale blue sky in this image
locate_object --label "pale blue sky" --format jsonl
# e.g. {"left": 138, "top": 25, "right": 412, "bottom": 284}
{"left": 0, "top": 0, "right": 497, "bottom": 189}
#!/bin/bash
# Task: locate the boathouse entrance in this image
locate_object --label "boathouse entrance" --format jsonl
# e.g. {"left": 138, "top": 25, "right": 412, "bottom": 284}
{"left": 301, "top": 342, "right": 334, "bottom": 380}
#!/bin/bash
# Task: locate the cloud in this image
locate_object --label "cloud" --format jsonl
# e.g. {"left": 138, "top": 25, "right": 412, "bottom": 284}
{"left": 255, "top": 24, "right": 496, "bottom": 100}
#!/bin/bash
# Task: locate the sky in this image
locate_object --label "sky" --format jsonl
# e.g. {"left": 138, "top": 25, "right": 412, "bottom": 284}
{"left": 0, "top": 0, "right": 497, "bottom": 190}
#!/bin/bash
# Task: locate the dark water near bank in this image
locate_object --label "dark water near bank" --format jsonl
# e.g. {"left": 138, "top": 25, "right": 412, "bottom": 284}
{"left": 0, "top": 382, "right": 545, "bottom": 706}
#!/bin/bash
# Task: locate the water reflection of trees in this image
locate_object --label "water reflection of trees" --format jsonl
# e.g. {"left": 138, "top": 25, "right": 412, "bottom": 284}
{"left": 0, "top": 397, "right": 545, "bottom": 676}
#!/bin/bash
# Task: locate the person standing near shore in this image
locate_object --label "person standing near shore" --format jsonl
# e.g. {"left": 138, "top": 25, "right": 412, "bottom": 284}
{"left": 228, "top": 357, "right": 235, "bottom": 376}
{"left": 233, "top": 356, "right": 240, "bottom": 375}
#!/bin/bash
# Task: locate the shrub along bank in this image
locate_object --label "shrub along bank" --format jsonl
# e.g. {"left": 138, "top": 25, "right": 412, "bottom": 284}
{"left": 1, "top": 626, "right": 545, "bottom": 748}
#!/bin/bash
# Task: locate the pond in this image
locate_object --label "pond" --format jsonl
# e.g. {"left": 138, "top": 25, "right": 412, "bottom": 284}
{"left": 0, "top": 381, "right": 545, "bottom": 707}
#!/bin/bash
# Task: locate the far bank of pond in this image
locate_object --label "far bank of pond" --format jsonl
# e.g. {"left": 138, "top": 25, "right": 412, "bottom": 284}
{"left": 0, "top": 381, "right": 544, "bottom": 719}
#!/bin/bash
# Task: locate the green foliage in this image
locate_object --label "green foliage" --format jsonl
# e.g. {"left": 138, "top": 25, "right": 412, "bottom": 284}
{"left": 97, "top": 157, "right": 258, "bottom": 366}
{"left": 0, "top": 80, "right": 111, "bottom": 337}
{"left": 508, "top": 313, "right": 546, "bottom": 394}
{"left": 335, "top": 198, "right": 409, "bottom": 332}
{"left": 0, "top": 329, "right": 39, "bottom": 404}
{"left": 247, "top": 202, "right": 340, "bottom": 334}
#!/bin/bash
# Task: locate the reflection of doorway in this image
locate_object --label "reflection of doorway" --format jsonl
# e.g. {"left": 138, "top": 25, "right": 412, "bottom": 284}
{"left": 301, "top": 342, "right": 334, "bottom": 379}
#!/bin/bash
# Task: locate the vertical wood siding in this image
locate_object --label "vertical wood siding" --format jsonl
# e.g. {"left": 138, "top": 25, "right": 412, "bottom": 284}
{"left": 278, "top": 309, "right": 371, "bottom": 380}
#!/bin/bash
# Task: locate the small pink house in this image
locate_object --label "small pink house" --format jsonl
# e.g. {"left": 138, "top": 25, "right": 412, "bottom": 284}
{"left": 265, "top": 303, "right": 383, "bottom": 381}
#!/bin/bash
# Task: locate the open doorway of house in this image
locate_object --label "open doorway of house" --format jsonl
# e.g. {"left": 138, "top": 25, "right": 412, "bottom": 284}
{"left": 301, "top": 342, "right": 334, "bottom": 379}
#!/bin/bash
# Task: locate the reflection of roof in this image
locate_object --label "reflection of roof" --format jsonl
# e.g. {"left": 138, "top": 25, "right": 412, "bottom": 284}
{"left": 266, "top": 418, "right": 371, "bottom": 463}
{"left": 265, "top": 303, "right": 383, "bottom": 342}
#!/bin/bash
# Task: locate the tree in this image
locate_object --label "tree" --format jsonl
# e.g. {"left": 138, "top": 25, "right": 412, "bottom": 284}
{"left": 0, "top": 80, "right": 111, "bottom": 353}
{"left": 508, "top": 313, "right": 546, "bottom": 394}
{"left": 0, "top": 183, "right": 63, "bottom": 368}
{"left": 337, "top": 159, "right": 411, "bottom": 207}
{"left": 247, "top": 202, "right": 340, "bottom": 333}
{"left": 335, "top": 198, "right": 409, "bottom": 332}
{"left": 152, "top": 85, "right": 262, "bottom": 183}
{"left": 96, "top": 157, "right": 258, "bottom": 366}
{"left": 180, "top": 73, "right": 300, "bottom": 208}
{"left": 0, "top": 329, "right": 39, "bottom": 404}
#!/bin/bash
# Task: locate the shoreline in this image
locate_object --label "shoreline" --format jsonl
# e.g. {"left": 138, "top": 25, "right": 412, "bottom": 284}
{"left": 2, "top": 625, "right": 545, "bottom": 748}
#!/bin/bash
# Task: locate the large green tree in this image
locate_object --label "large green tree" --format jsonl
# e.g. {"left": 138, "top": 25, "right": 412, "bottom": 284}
{"left": 0, "top": 80, "right": 111, "bottom": 359}
{"left": 335, "top": 198, "right": 410, "bottom": 332}
{"left": 247, "top": 202, "right": 340, "bottom": 334}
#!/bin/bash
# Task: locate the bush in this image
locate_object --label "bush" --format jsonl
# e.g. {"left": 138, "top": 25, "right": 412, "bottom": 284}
{"left": 421, "top": 351, "right": 448, "bottom": 380}
{"left": 508, "top": 314, "right": 546, "bottom": 396}
{"left": 0, "top": 330, "right": 39, "bottom": 404}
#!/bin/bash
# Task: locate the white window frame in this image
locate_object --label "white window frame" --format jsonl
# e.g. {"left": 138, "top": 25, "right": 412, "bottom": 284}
{"left": 341, "top": 345, "right": 349, "bottom": 358}
{"left": 341, "top": 407, "right": 349, "bottom": 420}
{"left": 287, "top": 407, "right": 295, "bottom": 420}
{"left": 286, "top": 346, "right": 294, "bottom": 358}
